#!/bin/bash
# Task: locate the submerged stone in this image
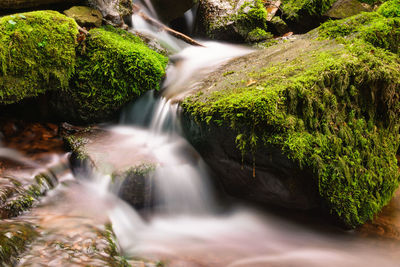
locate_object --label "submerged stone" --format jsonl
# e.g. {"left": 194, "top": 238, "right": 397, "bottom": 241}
{"left": 180, "top": 9, "right": 400, "bottom": 228}
{"left": 0, "top": 11, "right": 78, "bottom": 105}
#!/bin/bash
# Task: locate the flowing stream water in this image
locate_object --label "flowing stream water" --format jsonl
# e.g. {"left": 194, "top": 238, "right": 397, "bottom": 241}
{"left": 1, "top": 2, "right": 400, "bottom": 266}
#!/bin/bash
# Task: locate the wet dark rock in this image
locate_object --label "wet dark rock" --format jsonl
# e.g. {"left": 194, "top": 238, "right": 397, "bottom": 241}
{"left": 113, "top": 165, "right": 155, "bottom": 210}
{"left": 65, "top": 127, "right": 157, "bottom": 208}
{"left": 149, "top": 0, "right": 197, "bottom": 23}
{"left": 181, "top": 115, "right": 320, "bottom": 210}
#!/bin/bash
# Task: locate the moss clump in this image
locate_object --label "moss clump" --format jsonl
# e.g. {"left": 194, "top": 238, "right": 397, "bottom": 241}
{"left": 235, "top": 0, "right": 271, "bottom": 42}
{"left": 202, "top": 0, "right": 271, "bottom": 42}
{"left": 318, "top": 11, "right": 400, "bottom": 54}
{"left": 378, "top": 0, "right": 400, "bottom": 17}
{"left": 182, "top": 12, "right": 400, "bottom": 227}
{"left": 59, "top": 26, "right": 168, "bottom": 122}
{"left": 0, "top": 11, "right": 78, "bottom": 104}
{"left": 281, "top": 0, "right": 336, "bottom": 20}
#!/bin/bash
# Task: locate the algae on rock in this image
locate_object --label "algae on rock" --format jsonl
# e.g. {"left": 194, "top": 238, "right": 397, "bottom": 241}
{"left": 0, "top": 11, "right": 78, "bottom": 104}
{"left": 181, "top": 7, "right": 400, "bottom": 228}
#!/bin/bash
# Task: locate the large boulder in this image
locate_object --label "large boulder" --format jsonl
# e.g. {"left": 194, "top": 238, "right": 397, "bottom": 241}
{"left": 51, "top": 26, "right": 167, "bottom": 123}
{"left": 0, "top": 11, "right": 78, "bottom": 105}
{"left": 180, "top": 5, "right": 400, "bottom": 228}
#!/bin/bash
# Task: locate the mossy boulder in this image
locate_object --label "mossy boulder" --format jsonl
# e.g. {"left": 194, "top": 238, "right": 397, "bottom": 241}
{"left": 52, "top": 26, "right": 168, "bottom": 123}
{"left": 0, "top": 11, "right": 78, "bottom": 105}
{"left": 195, "top": 0, "right": 273, "bottom": 42}
{"left": 180, "top": 8, "right": 400, "bottom": 228}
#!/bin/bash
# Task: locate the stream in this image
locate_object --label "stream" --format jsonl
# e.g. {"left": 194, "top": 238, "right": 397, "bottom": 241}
{"left": 1, "top": 1, "right": 400, "bottom": 266}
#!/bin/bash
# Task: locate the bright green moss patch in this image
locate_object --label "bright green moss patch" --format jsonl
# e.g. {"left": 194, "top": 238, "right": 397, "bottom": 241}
{"left": 318, "top": 11, "right": 400, "bottom": 54}
{"left": 182, "top": 35, "right": 400, "bottom": 227}
{"left": 0, "top": 11, "right": 78, "bottom": 104}
{"left": 63, "top": 26, "right": 168, "bottom": 122}
{"left": 378, "top": 0, "right": 400, "bottom": 17}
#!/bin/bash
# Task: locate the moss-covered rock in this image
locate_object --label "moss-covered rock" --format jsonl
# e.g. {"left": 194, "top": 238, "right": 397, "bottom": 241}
{"left": 53, "top": 26, "right": 168, "bottom": 123}
{"left": 181, "top": 9, "right": 400, "bottom": 228}
{"left": 0, "top": 11, "right": 78, "bottom": 104}
{"left": 195, "top": 0, "right": 273, "bottom": 42}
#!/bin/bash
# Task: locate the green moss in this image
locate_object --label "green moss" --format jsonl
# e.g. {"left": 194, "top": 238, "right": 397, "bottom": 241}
{"left": 104, "top": 224, "right": 131, "bottom": 267}
{"left": 236, "top": 0, "right": 269, "bottom": 41}
{"left": 64, "top": 26, "right": 168, "bottom": 122}
{"left": 378, "top": 0, "right": 400, "bottom": 17}
{"left": 204, "top": 0, "right": 271, "bottom": 42}
{"left": 0, "top": 11, "right": 78, "bottom": 104}
{"left": 64, "top": 135, "right": 89, "bottom": 160}
{"left": 317, "top": 11, "right": 400, "bottom": 54}
{"left": 281, "top": 0, "right": 336, "bottom": 20}
{"left": 182, "top": 21, "right": 400, "bottom": 227}
{"left": 0, "top": 221, "right": 38, "bottom": 265}
{"left": 1, "top": 173, "right": 56, "bottom": 219}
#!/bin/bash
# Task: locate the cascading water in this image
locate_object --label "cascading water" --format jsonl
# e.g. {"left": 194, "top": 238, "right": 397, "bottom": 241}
{"left": 1, "top": 3, "right": 400, "bottom": 266}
